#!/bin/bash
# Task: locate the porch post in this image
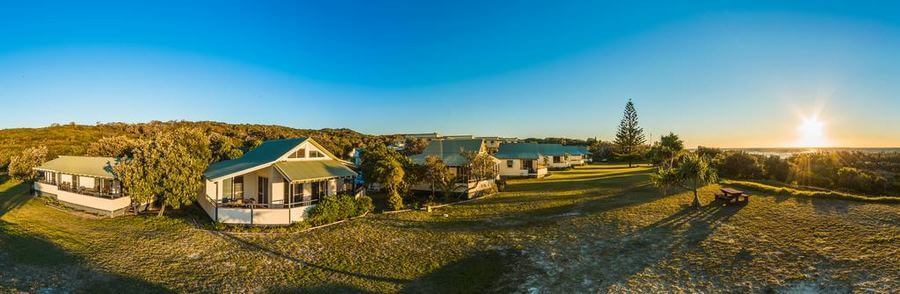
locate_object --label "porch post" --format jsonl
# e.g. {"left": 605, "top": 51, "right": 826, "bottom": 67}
{"left": 214, "top": 181, "right": 219, "bottom": 222}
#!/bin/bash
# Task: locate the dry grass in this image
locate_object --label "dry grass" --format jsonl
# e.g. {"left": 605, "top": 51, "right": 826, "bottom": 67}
{"left": 0, "top": 165, "right": 897, "bottom": 292}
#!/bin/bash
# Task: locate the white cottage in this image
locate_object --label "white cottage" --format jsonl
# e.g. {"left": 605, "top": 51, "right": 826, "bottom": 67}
{"left": 198, "top": 138, "right": 360, "bottom": 225}
{"left": 32, "top": 156, "right": 132, "bottom": 217}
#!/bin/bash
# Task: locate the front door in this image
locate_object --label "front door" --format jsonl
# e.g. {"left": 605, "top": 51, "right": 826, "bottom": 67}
{"left": 258, "top": 177, "right": 269, "bottom": 205}
{"left": 523, "top": 159, "right": 534, "bottom": 171}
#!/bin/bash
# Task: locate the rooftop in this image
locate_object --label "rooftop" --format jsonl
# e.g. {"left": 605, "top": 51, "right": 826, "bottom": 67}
{"left": 35, "top": 156, "right": 118, "bottom": 179}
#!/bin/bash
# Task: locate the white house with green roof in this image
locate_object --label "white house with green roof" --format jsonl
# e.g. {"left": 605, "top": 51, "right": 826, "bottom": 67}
{"left": 33, "top": 156, "right": 132, "bottom": 217}
{"left": 408, "top": 139, "right": 500, "bottom": 197}
{"left": 198, "top": 137, "right": 360, "bottom": 225}
{"left": 494, "top": 143, "right": 549, "bottom": 178}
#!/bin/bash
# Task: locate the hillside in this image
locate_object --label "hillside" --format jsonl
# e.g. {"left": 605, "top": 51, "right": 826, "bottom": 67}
{"left": 0, "top": 121, "right": 384, "bottom": 170}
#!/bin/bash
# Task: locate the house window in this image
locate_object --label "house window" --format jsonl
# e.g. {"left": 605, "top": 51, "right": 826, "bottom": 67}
{"left": 506, "top": 160, "right": 514, "bottom": 168}
{"left": 289, "top": 148, "right": 306, "bottom": 158}
{"left": 553, "top": 156, "right": 561, "bottom": 163}
{"left": 311, "top": 181, "right": 327, "bottom": 200}
{"left": 309, "top": 150, "right": 325, "bottom": 158}
{"left": 291, "top": 183, "right": 304, "bottom": 203}
{"left": 258, "top": 177, "right": 269, "bottom": 204}
{"left": 233, "top": 176, "right": 244, "bottom": 199}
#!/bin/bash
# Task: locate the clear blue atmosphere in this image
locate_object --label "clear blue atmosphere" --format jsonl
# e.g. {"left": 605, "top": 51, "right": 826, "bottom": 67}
{"left": 1, "top": 1, "right": 899, "bottom": 147}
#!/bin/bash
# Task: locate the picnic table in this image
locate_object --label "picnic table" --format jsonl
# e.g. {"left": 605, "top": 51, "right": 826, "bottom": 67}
{"left": 715, "top": 187, "right": 750, "bottom": 203}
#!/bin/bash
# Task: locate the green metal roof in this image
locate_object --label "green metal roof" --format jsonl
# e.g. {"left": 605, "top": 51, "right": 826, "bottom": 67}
{"left": 204, "top": 138, "right": 307, "bottom": 179}
{"left": 35, "top": 156, "right": 117, "bottom": 178}
{"left": 565, "top": 145, "right": 590, "bottom": 155}
{"left": 274, "top": 160, "right": 357, "bottom": 182}
{"left": 495, "top": 143, "right": 588, "bottom": 159}
{"left": 409, "top": 139, "right": 484, "bottom": 166}
{"left": 494, "top": 143, "right": 545, "bottom": 159}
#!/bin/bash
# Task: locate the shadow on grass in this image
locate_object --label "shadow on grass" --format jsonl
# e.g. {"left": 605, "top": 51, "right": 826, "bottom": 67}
{"left": 271, "top": 283, "right": 377, "bottom": 294}
{"left": 402, "top": 249, "right": 525, "bottom": 294}
{"left": 0, "top": 181, "right": 31, "bottom": 218}
{"left": 216, "top": 232, "right": 411, "bottom": 287}
{"left": 588, "top": 200, "right": 744, "bottom": 287}
{"left": 0, "top": 181, "right": 168, "bottom": 292}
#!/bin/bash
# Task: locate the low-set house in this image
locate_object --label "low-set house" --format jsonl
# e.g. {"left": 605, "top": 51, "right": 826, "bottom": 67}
{"left": 494, "top": 143, "right": 549, "bottom": 178}
{"left": 564, "top": 145, "right": 591, "bottom": 166}
{"left": 540, "top": 144, "right": 576, "bottom": 169}
{"left": 32, "top": 156, "right": 133, "bottom": 217}
{"left": 408, "top": 139, "right": 500, "bottom": 197}
{"left": 198, "top": 138, "right": 360, "bottom": 226}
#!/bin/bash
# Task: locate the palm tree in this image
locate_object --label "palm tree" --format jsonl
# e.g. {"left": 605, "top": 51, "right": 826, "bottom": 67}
{"left": 651, "top": 152, "right": 718, "bottom": 208}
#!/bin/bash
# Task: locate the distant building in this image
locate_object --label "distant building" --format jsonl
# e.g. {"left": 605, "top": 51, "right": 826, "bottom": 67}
{"left": 476, "top": 136, "right": 503, "bottom": 153}
{"left": 494, "top": 143, "right": 549, "bottom": 178}
{"left": 408, "top": 139, "right": 499, "bottom": 197}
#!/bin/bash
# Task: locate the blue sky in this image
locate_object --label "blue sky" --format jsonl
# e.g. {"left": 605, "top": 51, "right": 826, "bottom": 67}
{"left": 1, "top": 1, "right": 899, "bottom": 147}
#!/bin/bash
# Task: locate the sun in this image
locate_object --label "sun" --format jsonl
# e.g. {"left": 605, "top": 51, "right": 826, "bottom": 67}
{"left": 796, "top": 115, "right": 829, "bottom": 147}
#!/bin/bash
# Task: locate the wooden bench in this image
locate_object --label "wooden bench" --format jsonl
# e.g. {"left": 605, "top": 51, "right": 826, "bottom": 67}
{"left": 716, "top": 188, "right": 750, "bottom": 204}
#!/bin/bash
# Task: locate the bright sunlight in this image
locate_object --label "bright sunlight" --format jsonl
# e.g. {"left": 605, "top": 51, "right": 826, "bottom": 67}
{"left": 796, "top": 115, "right": 830, "bottom": 147}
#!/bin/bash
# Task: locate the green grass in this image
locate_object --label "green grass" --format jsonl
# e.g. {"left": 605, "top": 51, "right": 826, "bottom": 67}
{"left": 0, "top": 165, "right": 897, "bottom": 292}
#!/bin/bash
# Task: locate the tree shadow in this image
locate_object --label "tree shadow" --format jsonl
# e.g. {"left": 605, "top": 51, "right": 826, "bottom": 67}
{"left": 215, "top": 231, "right": 411, "bottom": 286}
{"left": 271, "top": 283, "right": 377, "bottom": 294}
{"left": 0, "top": 181, "right": 168, "bottom": 292}
{"left": 0, "top": 181, "right": 32, "bottom": 218}
{"left": 402, "top": 249, "right": 525, "bottom": 294}
{"left": 0, "top": 221, "right": 168, "bottom": 293}
{"left": 584, "top": 200, "right": 745, "bottom": 288}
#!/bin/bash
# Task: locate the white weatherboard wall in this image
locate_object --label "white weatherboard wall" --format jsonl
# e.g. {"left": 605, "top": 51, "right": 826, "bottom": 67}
{"left": 498, "top": 159, "right": 548, "bottom": 178}
{"left": 499, "top": 159, "right": 529, "bottom": 177}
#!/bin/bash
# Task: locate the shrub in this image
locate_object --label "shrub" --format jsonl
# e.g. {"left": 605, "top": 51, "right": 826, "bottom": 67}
{"left": 715, "top": 152, "right": 763, "bottom": 179}
{"left": 308, "top": 194, "right": 371, "bottom": 226}
{"left": 354, "top": 195, "right": 373, "bottom": 216}
{"left": 762, "top": 155, "right": 790, "bottom": 182}
{"left": 387, "top": 191, "right": 404, "bottom": 211}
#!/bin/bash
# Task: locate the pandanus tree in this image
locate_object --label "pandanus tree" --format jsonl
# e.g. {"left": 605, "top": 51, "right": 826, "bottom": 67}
{"left": 651, "top": 152, "right": 718, "bottom": 208}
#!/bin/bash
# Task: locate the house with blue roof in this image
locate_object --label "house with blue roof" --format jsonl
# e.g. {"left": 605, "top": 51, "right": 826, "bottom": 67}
{"left": 198, "top": 137, "right": 360, "bottom": 225}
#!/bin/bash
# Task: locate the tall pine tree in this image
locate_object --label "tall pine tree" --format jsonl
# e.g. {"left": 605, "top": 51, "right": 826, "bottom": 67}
{"left": 614, "top": 98, "right": 646, "bottom": 167}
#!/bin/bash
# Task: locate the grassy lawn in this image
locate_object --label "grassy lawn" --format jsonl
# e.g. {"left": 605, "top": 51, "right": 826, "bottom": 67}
{"left": 0, "top": 165, "right": 898, "bottom": 292}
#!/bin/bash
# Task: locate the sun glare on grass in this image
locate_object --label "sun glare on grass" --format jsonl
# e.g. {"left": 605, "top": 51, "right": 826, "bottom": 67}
{"left": 796, "top": 115, "right": 829, "bottom": 147}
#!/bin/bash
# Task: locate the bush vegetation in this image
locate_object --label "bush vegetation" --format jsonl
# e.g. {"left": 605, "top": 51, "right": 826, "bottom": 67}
{"left": 709, "top": 149, "right": 900, "bottom": 196}
{"left": 0, "top": 121, "right": 387, "bottom": 172}
{"left": 307, "top": 194, "right": 373, "bottom": 226}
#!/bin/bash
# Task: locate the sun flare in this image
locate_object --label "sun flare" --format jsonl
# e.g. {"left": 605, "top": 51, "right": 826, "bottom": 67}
{"left": 796, "top": 115, "right": 829, "bottom": 147}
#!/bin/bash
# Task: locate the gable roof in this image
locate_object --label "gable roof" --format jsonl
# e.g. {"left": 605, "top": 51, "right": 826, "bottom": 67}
{"left": 409, "top": 139, "right": 485, "bottom": 166}
{"left": 204, "top": 138, "right": 308, "bottom": 180}
{"left": 274, "top": 160, "right": 357, "bottom": 182}
{"left": 35, "top": 156, "right": 117, "bottom": 179}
